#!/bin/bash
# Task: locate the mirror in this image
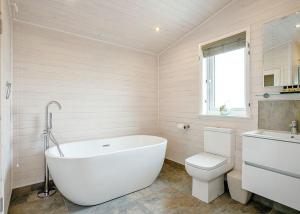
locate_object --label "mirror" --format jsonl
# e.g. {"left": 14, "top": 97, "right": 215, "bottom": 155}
{"left": 263, "top": 11, "right": 300, "bottom": 87}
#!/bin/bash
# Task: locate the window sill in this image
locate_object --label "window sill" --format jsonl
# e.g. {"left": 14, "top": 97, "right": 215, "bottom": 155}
{"left": 200, "top": 112, "right": 251, "bottom": 119}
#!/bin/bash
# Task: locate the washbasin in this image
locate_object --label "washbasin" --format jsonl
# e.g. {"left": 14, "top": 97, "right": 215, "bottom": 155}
{"left": 243, "top": 129, "right": 300, "bottom": 143}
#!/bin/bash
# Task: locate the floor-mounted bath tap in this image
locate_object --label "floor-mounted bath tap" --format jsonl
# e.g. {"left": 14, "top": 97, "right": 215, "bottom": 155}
{"left": 38, "top": 101, "right": 63, "bottom": 198}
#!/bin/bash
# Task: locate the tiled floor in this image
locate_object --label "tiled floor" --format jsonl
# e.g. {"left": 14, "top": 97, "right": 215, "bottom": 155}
{"left": 8, "top": 161, "right": 293, "bottom": 214}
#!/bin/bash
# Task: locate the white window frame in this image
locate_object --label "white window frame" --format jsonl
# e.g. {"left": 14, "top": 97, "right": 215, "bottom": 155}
{"left": 199, "top": 28, "right": 251, "bottom": 118}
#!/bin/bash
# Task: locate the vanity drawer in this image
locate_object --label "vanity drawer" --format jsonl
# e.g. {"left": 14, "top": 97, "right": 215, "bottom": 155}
{"left": 242, "top": 163, "right": 300, "bottom": 211}
{"left": 243, "top": 136, "right": 300, "bottom": 176}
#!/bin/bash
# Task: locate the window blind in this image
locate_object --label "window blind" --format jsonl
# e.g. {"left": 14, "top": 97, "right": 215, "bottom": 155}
{"left": 202, "top": 32, "right": 246, "bottom": 57}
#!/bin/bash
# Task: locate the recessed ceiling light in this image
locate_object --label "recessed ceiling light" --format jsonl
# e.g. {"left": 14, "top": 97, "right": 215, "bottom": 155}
{"left": 155, "top": 27, "right": 160, "bottom": 32}
{"left": 296, "top": 24, "right": 300, "bottom": 28}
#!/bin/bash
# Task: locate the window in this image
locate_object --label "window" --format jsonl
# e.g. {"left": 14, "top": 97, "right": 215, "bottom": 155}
{"left": 201, "top": 31, "right": 249, "bottom": 117}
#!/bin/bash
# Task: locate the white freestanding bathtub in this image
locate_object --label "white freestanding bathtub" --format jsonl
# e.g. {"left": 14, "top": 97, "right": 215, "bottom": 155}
{"left": 45, "top": 135, "right": 167, "bottom": 206}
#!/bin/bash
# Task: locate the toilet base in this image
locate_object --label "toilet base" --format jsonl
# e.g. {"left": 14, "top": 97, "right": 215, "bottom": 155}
{"left": 192, "top": 175, "right": 224, "bottom": 203}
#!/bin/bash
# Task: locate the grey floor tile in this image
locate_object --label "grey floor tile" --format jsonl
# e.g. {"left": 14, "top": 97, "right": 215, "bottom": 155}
{"left": 9, "top": 191, "right": 68, "bottom": 214}
{"left": 9, "top": 161, "right": 296, "bottom": 214}
{"left": 64, "top": 196, "right": 152, "bottom": 214}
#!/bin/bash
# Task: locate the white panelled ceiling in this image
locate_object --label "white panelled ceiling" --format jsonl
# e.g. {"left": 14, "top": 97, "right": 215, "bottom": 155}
{"left": 13, "top": 0, "right": 232, "bottom": 54}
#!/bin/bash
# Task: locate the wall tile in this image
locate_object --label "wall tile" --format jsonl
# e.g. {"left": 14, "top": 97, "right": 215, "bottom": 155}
{"left": 258, "top": 100, "right": 300, "bottom": 132}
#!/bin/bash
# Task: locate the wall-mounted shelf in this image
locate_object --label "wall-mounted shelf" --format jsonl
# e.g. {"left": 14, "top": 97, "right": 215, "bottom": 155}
{"left": 256, "top": 92, "right": 300, "bottom": 99}
{"left": 256, "top": 93, "right": 279, "bottom": 98}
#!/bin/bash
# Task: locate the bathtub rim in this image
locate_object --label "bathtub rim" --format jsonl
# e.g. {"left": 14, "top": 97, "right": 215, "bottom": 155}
{"left": 45, "top": 135, "right": 167, "bottom": 160}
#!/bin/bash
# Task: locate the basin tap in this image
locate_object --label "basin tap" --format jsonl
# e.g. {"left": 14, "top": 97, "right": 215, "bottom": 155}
{"left": 290, "top": 120, "right": 297, "bottom": 135}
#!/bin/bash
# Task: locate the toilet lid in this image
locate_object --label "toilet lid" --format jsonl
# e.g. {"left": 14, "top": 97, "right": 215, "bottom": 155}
{"left": 185, "top": 153, "right": 227, "bottom": 170}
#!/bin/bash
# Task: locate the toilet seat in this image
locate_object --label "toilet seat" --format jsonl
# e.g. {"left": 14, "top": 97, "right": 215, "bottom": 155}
{"left": 185, "top": 153, "right": 227, "bottom": 171}
{"left": 185, "top": 152, "right": 232, "bottom": 182}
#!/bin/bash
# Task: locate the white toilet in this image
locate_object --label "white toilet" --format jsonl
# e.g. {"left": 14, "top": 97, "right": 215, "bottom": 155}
{"left": 185, "top": 127, "right": 235, "bottom": 203}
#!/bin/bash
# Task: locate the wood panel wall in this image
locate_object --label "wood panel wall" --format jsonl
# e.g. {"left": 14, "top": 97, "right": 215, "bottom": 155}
{"left": 12, "top": 0, "right": 300, "bottom": 188}
{"left": 159, "top": 0, "right": 300, "bottom": 170}
{"left": 13, "top": 22, "right": 158, "bottom": 188}
{"left": 1, "top": 0, "right": 13, "bottom": 211}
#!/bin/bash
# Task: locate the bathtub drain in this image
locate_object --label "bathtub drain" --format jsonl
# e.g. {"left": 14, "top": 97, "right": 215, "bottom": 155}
{"left": 102, "top": 144, "right": 110, "bottom": 147}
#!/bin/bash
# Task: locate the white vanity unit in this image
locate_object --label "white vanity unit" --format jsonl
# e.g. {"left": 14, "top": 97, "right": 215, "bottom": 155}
{"left": 242, "top": 130, "right": 300, "bottom": 211}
